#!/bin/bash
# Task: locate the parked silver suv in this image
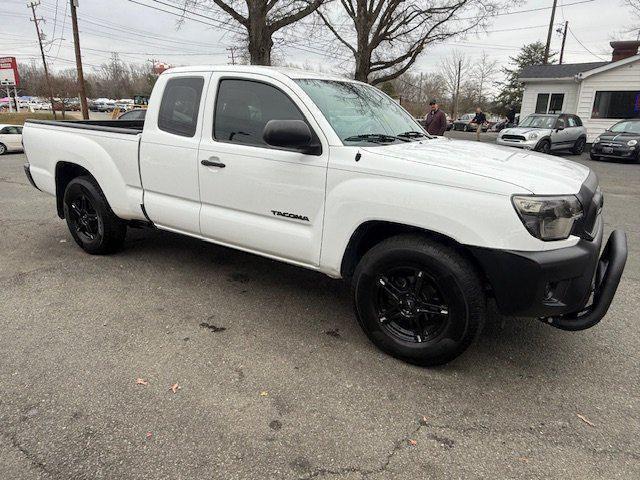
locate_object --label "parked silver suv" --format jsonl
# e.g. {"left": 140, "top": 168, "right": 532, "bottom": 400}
{"left": 497, "top": 113, "right": 587, "bottom": 155}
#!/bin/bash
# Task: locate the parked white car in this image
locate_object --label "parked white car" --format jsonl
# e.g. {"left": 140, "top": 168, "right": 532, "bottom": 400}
{"left": 21, "top": 66, "right": 627, "bottom": 366}
{"left": 0, "top": 124, "right": 23, "bottom": 154}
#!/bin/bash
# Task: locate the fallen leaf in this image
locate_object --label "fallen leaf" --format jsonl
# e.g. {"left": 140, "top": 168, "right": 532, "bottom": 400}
{"left": 169, "top": 383, "right": 181, "bottom": 394}
{"left": 517, "top": 457, "right": 529, "bottom": 463}
{"left": 259, "top": 391, "right": 269, "bottom": 397}
{"left": 420, "top": 416, "right": 428, "bottom": 426}
{"left": 136, "top": 378, "right": 148, "bottom": 386}
{"left": 576, "top": 413, "right": 595, "bottom": 427}
{"left": 59, "top": 239, "right": 67, "bottom": 243}
{"left": 146, "top": 431, "right": 153, "bottom": 439}
{"left": 408, "top": 439, "right": 417, "bottom": 446}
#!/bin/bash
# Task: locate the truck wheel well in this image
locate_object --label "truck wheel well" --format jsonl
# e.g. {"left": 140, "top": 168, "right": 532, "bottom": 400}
{"left": 340, "top": 221, "right": 487, "bottom": 285}
{"left": 55, "top": 162, "right": 93, "bottom": 218}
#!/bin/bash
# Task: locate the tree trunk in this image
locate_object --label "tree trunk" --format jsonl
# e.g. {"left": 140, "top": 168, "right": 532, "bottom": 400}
{"left": 247, "top": 2, "right": 272, "bottom": 65}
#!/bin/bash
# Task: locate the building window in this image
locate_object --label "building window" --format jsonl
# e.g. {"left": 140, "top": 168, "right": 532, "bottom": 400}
{"left": 535, "top": 94, "right": 549, "bottom": 113}
{"left": 592, "top": 91, "right": 640, "bottom": 119}
{"left": 535, "top": 93, "right": 564, "bottom": 114}
{"left": 548, "top": 94, "right": 564, "bottom": 113}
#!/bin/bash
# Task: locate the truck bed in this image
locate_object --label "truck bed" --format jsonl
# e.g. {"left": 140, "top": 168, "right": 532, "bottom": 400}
{"left": 23, "top": 118, "right": 146, "bottom": 222}
{"left": 26, "top": 118, "right": 144, "bottom": 135}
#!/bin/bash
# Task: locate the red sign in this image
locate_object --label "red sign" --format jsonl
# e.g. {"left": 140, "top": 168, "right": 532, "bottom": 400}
{"left": 0, "top": 57, "right": 19, "bottom": 87}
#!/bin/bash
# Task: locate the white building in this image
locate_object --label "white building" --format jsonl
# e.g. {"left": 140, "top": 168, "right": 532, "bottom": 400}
{"left": 519, "top": 41, "right": 640, "bottom": 142}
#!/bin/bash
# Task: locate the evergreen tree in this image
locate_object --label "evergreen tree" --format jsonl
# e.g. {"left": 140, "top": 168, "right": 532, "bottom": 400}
{"left": 496, "top": 42, "right": 557, "bottom": 112}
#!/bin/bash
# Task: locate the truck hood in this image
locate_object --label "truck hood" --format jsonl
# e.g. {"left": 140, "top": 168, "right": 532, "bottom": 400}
{"left": 363, "top": 138, "right": 590, "bottom": 194}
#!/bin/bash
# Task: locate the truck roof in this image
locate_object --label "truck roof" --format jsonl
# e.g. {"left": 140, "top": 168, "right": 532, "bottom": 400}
{"left": 163, "top": 65, "right": 354, "bottom": 83}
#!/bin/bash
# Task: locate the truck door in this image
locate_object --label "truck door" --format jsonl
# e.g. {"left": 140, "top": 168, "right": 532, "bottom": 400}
{"left": 139, "top": 73, "right": 210, "bottom": 234}
{"left": 197, "top": 75, "right": 329, "bottom": 267}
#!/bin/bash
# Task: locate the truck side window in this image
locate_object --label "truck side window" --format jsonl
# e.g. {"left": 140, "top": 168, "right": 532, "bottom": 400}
{"left": 214, "top": 79, "right": 305, "bottom": 146}
{"left": 158, "top": 77, "right": 204, "bottom": 137}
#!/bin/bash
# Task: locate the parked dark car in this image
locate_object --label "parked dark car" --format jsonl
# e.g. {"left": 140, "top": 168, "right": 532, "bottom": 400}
{"left": 590, "top": 119, "right": 640, "bottom": 162}
{"left": 452, "top": 113, "right": 488, "bottom": 132}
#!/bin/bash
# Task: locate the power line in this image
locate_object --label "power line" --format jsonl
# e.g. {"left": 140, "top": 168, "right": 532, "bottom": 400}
{"left": 567, "top": 25, "right": 606, "bottom": 60}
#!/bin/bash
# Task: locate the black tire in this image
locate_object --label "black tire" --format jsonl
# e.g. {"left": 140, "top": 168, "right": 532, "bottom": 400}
{"left": 589, "top": 152, "right": 600, "bottom": 161}
{"left": 0, "top": 143, "right": 6, "bottom": 155}
{"left": 352, "top": 235, "right": 485, "bottom": 366}
{"left": 571, "top": 137, "right": 586, "bottom": 155}
{"left": 536, "top": 139, "right": 551, "bottom": 154}
{"left": 63, "top": 176, "right": 126, "bottom": 254}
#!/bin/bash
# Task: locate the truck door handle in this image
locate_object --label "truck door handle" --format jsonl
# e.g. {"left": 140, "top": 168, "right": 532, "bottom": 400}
{"left": 201, "top": 158, "right": 226, "bottom": 168}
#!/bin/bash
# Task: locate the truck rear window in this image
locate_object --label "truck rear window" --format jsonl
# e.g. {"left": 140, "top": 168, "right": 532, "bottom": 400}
{"left": 158, "top": 77, "right": 204, "bottom": 137}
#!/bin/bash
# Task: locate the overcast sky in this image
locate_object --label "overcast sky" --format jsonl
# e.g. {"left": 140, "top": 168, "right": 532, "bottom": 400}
{"left": 1, "top": 0, "right": 636, "bottom": 80}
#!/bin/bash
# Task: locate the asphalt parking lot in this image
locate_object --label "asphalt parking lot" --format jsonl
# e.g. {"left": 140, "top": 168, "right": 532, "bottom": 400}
{"left": 1, "top": 136, "right": 638, "bottom": 479}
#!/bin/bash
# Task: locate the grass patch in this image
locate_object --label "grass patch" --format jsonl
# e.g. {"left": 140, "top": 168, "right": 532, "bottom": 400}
{"left": 0, "top": 112, "right": 58, "bottom": 125}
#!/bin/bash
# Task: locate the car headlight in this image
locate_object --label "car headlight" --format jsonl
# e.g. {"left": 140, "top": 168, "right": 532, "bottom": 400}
{"left": 512, "top": 195, "right": 583, "bottom": 240}
{"left": 627, "top": 140, "right": 638, "bottom": 147}
{"left": 528, "top": 132, "right": 539, "bottom": 140}
{"left": 594, "top": 137, "right": 601, "bottom": 143}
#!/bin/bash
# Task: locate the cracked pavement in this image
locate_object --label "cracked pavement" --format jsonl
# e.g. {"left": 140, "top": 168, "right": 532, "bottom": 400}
{"left": 1, "top": 146, "right": 639, "bottom": 479}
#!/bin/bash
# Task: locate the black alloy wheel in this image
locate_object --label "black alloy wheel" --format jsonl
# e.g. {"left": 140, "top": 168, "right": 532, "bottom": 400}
{"left": 352, "top": 235, "right": 485, "bottom": 366}
{"left": 68, "top": 193, "right": 102, "bottom": 244}
{"left": 375, "top": 267, "right": 450, "bottom": 344}
{"left": 63, "top": 176, "right": 126, "bottom": 254}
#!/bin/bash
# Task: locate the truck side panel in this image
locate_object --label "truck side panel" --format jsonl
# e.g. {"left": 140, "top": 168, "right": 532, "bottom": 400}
{"left": 23, "top": 123, "right": 145, "bottom": 221}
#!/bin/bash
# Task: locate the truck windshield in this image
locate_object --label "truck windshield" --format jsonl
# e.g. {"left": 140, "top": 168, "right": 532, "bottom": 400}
{"left": 519, "top": 115, "right": 557, "bottom": 129}
{"left": 295, "top": 79, "right": 427, "bottom": 145}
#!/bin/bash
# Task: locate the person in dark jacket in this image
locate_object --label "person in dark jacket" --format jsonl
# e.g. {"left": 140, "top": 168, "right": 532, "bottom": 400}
{"left": 506, "top": 105, "right": 516, "bottom": 127}
{"left": 470, "top": 107, "right": 487, "bottom": 141}
{"left": 423, "top": 100, "right": 448, "bottom": 136}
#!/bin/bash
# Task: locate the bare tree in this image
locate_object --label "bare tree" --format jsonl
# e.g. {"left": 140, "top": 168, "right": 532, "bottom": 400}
{"left": 318, "top": 0, "right": 507, "bottom": 85}
{"left": 623, "top": 0, "right": 640, "bottom": 37}
{"left": 440, "top": 50, "right": 471, "bottom": 119}
{"left": 182, "top": 0, "right": 325, "bottom": 65}
{"left": 471, "top": 51, "right": 498, "bottom": 106}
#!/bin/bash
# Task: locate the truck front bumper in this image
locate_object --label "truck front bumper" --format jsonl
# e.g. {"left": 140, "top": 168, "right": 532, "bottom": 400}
{"left": 468, "top": 224, "right": 627, "bottom": 331}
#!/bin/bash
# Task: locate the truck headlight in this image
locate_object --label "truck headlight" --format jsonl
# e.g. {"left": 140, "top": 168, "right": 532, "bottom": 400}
{"left": 512, "top": 195, "right": 583, "bottom": 240}
{"left": 594, "top": 137, "right": 601, "bottom": 143}
{"left": 528, "top": 132, "right": 539, "bottom": 140}
{"left": 627, "top": 140, "right": 638, "bottom": 147}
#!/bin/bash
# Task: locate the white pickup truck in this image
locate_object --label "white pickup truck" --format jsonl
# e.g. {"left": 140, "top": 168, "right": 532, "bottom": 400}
{"left": 22, "top": 66, "right": 627, "bottom": 366}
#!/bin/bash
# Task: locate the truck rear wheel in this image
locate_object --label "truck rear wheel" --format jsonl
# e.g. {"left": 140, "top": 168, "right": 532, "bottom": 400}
{"left": 352, "top": 235, "right": 485, "bottom": 366}
{"left": 63, "top": 176, "right": 126, "bottom": 254}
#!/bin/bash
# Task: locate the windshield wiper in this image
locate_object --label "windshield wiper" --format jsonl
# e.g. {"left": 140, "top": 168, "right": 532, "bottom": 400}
{"left": 343, "top": 133, "right": 410, "bottom": 143}
{"left": 398, "top": 130, "right": 428, "bottom": 139}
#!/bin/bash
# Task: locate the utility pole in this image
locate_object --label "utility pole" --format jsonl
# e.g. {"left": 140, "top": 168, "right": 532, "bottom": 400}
{"left": 543, "top": 0, "right": 558, "bottom": 64}
{"left": 70, "top": 0, "right": 89, "bottom": 119}
{"left": 28, "top": 0, "right": 57, "bottom": 120}
{"left": 559, "top": 21, "right": 569, "bottom": 65}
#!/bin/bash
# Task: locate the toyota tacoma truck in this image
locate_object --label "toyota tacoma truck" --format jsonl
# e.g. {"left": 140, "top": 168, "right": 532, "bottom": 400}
{"left": 22, "top": 66, "right": 628, "bottom": 366}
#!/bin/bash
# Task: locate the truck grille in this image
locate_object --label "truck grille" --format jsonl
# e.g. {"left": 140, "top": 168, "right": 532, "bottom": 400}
{"left": 502, "top": 134, "right": 526, "bottom": 141}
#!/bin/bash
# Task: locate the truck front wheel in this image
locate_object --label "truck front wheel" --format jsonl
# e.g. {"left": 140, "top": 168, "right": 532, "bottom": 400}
{"left": 352, "top": 235, "right": 485, "bottom": 366}
{"left": 63, "top": 176, "right": 126, "bottom": 254}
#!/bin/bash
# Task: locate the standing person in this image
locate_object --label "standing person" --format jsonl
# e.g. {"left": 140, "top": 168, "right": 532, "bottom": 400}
{"left": 470, "top": 107, "right": 487, "bottom": 141}
{"left": 423, "top": 100, "right": 448, "bottom": 136}
{"left": 506, "top": 104, "right": 516, "bottom": 127}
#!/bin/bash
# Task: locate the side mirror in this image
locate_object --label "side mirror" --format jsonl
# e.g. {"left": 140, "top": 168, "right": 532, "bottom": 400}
{"left": 556, "top": 122, "right": 565, "bottom": 131}
{"left": 263, "top": 119, "right": 321, "bottom": 155}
